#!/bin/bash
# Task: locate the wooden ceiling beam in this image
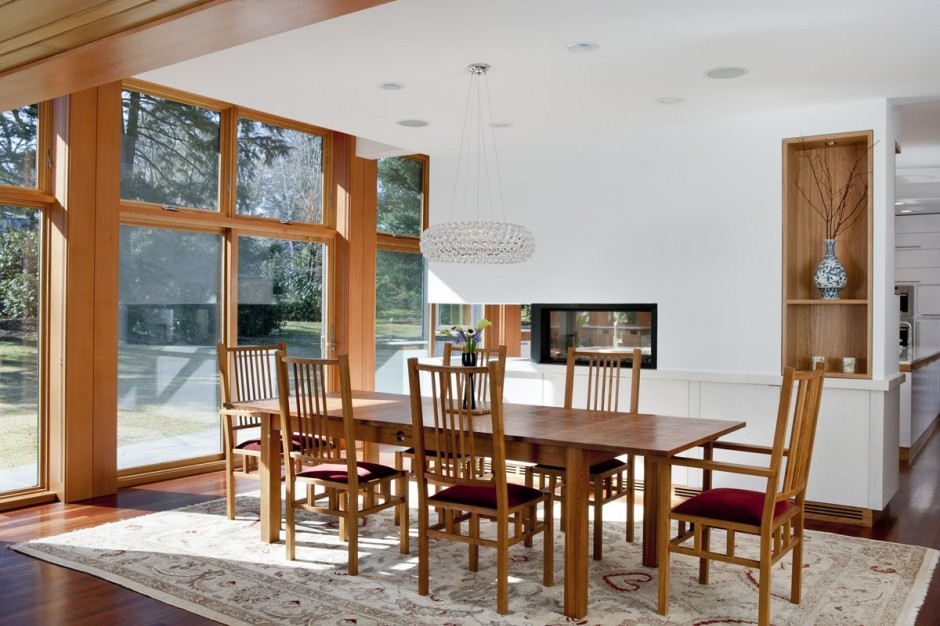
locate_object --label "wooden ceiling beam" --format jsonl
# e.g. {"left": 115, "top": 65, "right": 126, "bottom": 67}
{"left": 0, "top": 0, "right": 392, "bottom": 112}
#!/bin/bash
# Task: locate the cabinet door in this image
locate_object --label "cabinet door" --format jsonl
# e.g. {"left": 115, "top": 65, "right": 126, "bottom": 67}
{"left": 916, "top": 318, "right": 940, "bottom": 347}
{"left": 918, "top": 284, "right": 940, "bottom": 317}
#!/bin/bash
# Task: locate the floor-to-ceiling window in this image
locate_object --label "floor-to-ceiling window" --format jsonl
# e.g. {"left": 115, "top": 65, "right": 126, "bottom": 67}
{"left": 374, "top": 155, "right": 428, "bottom": 393}
{"left": 0, "top": 205, "right": 41, "bottom": 491}
{"left": 117, "top": 226, "right": 223, "bottom": 468}
{"left": 117, "top": 82, "right": 332, "bottom": 473}
{"left": 0, "top": 103, "right": 45, "bottom": 496}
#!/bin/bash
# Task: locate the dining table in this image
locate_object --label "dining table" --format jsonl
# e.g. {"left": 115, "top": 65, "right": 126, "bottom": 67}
{"left": 231, "top": 391, "right": 745, "bottom": 619}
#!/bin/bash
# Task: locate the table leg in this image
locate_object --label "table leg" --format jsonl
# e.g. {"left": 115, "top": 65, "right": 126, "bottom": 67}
{"left": 260, "top": 413, "right": 282, "bottom": 543}
{"left": 563, "top": 448, "right": 589, "bottom": 618}
{"left": 361, "top": 442, "right": 379, "bottom": 464}
{"left": 642, "top": 456, "right": 661, "bottom": 567}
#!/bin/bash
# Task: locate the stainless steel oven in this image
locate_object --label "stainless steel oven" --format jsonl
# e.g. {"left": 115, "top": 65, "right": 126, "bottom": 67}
{"left": 897, "top": 284, "right": 915, "bottom": 319}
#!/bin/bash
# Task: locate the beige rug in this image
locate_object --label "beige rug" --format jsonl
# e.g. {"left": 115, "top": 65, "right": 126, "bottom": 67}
{"left": 12, "top": 494, "right": 937, "bottom": 625}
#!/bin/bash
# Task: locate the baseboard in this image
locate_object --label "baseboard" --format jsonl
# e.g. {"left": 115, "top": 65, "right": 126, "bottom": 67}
{"left": 902, "top": 412, "right": 940, "bottom": 463}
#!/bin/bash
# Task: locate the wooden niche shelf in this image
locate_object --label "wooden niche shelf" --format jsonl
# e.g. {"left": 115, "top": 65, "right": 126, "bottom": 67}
{"left": 782, "top": 130, "right": 873, "bottom": 378}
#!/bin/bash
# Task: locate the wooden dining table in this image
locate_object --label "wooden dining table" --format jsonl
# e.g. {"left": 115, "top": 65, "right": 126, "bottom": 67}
{"left": 232, "top": 391, "right": 744, "bottom": 619}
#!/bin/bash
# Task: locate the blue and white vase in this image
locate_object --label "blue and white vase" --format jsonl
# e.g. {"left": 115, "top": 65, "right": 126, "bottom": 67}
{"left": 813, "top": 239, "right": 847, "bottom": 299}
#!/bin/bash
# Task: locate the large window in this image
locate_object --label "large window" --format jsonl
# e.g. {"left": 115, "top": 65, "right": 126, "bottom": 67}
{"left": 0, "top": 205, "right": 41, "bottom": 491}
{"left": 236, "top": 118, "right": 325, "bottom": 224}
{"left": 117, "top": 226, "right": 223, "bottom": 469}
{"left": 238, "top": 235, "right": 325, "bottom": 356}
{"left": 115, "top": 83, "right": 336, "bottom": 474}
{"left": 120, "top": 90, "right": 221, "bottom": 210}
{"left": 377, "top": 156, "right": 424, "bottom": 237}
{"left": 374, "top": 156, "right": 428, "bottom": 393}
{"left": 0, "top": 105, "right": 39, "bottom": 189}
{"left": 375, "top": 250, "right": 426, "bottom": 392}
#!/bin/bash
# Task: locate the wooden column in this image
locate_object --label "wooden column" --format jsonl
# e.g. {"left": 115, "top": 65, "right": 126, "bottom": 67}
{"left": 334, "top": 134, "right": 377, "bottom": 391}
{"left": 48, "top": 83, "right": 121, "bottom": 502}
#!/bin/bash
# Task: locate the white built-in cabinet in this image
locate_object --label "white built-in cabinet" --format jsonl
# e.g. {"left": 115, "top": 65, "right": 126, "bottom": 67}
{"left": 896, "top": 214, "right": 940, "bottom": 284}
{"left": 917, "top": 284, "right": 940, "bottom": 316}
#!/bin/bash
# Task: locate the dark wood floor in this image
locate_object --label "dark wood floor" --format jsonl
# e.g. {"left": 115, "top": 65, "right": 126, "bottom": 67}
{"left": 2, "top": 438, "right": 940, "bottom": 625}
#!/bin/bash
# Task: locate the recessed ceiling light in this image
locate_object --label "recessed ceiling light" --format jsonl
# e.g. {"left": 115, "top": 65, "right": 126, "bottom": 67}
{"left": 895, "top": 201, "right": 905, "bottom": 206}
{"left": 655, "top": 97, "right": 686, "bottom": 105}
{"left": 704, "top": 66, "right": 749, "bottom": 80}
{"left": 378, "top": 82, "right": 406, "bottom": 91}
{"left": 900, "top": 208, "right": 913, "bottom": 213}
{"left": 490, "top": 121, "right": 514, "bottom": 129}
{"left": 566, "top": 41, "right": 599, "bottom": 53}
{"left": 397, "top": 119, "right": 428, "bottom": 128}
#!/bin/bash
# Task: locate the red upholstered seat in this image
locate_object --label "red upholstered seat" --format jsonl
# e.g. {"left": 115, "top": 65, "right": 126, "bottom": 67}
{"left": 430, "top": 483, "right": 545, "bottom": 509}
{"left": 673, "top": 487, "right": 794, "bottom": 526}
{"left": 236, "top": 435, "right": 305, "bottom": 453}
{"left": 297, "top": 461, "right": 400, "bottom": 483}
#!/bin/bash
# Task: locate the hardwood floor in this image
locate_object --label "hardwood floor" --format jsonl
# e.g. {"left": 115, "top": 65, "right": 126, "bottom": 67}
{"left": 2, "top": 438, "right": 939, "bottom": 625}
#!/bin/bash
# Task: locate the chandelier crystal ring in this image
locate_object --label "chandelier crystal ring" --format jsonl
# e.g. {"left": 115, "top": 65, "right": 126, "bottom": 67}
{"left": 421, "top": 63, "right": 535, "bottom": 264}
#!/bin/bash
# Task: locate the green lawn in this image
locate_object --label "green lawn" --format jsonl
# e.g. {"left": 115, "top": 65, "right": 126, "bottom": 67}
{"left": 0, "top": 335, "right": 39, "bottom": 470}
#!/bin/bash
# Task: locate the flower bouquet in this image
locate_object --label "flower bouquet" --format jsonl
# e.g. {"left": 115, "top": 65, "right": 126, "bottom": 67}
{"left": 441, "top": 318, "right": 492, "bottom": 353}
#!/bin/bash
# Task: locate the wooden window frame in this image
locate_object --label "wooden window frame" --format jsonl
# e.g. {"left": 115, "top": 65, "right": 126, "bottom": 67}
{"left": 0, "top": 100, "right": 55, "bottom": 509}
{"left": 114, "top": 80, "right": 340, "bottom": 483}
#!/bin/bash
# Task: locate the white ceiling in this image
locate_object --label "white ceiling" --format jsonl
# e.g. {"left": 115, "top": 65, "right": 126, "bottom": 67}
{"left": 138, "top": 0, "right": 940, "bottom": 159}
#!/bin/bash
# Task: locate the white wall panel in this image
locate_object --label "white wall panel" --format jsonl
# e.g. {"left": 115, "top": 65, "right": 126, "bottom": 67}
{"left": 428, "top": 100, "right": 892, "bottom": 378}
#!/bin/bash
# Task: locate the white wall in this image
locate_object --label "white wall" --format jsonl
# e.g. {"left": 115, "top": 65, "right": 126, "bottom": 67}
{"left": 429, "top": 99, "right": 893, "bottom": 377}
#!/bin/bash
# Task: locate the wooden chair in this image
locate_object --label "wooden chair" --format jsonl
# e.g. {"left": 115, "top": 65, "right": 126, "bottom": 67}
{"left": 656, "top": 366, "right": 825, "bottom": 626}
{"left": 394, "top": 343, "right": 507, "bottom": 476}
{"left": 217, "top": 341, "right": 285, "bottom": 520}
{"left": 276, "top": 352, "right": 408, "bottom": 575}
{"left": 524, "top": 346, "right": 642, "bottom": 560}
{"left": 406, "top": 357, "right": 553, "bottom": 615}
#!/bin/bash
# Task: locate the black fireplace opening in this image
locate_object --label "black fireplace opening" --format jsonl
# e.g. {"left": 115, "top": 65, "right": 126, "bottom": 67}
{"left": 530, "top": 303, "right": 657, "bottom": 368}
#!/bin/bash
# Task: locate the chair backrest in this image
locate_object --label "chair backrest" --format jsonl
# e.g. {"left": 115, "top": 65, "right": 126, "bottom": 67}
{"left": 564, "top": 347, "right": 642, "bottom": 413}
{"left": 217, "top": 342, "right": 286, "bottom": 404}
{"left": 769, "top": 366, "right": 825, "bottom": 506}
{"left": 443, "top": 343, "right": 507, "bottom": 404}
{"left": 407, "top": 358, "right": 509, "bottom": 497}
{"left": 275, "top": 352, "right": 355, "bottom": 473}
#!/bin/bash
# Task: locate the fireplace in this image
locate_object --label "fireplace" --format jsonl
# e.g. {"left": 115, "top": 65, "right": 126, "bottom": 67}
{"left": 529, "top": 303, "right": 657, "bottom": 368}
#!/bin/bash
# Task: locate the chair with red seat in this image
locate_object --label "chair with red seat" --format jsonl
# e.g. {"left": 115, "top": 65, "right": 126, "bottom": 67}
{"left": 407, "top": 357, "right": 553, "bottom": 615}
{"left": 276, "top": 352, "right": 408, "bottom": 574}
{"left": 656, "top": 365, "right": 825, "bottom": 626}
{"left": 217, "top": 341, "right": 286, "bottom": 520}
{"left": 524, "top": 346, "right": 642, "bottom": 560}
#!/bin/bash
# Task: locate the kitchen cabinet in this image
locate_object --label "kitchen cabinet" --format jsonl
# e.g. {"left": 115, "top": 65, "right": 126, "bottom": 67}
{"left": 915, "top": 318, "right": 940, "bottom": 347}
{"left": 917, "top": 284, "right": 940, "bottom": 316}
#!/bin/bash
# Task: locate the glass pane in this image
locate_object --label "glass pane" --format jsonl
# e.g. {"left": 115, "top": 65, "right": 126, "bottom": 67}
{"left": 117, "top": 226, "right": 222, "bottom": 469}
{"left": 434, "top": 303, "right": 485, "bottom": 357}
{"left": 236, "top": 119, "right": 323, "bottom": 224}
{"left": 520, "top": 304, "right": 532, "bottom": 359}
{"left": 375, "top": 250, "right": 427, "bottom": 392}
{"left": 0, "top": 105, "right": 39, "bottom": 188}
{"left": 120, "top": 90, "right": 220, "bottom": 211}
{"left": 238, "top": 236, "right": 325, "bottom": 357}
{"left": 0, "top": 206, "right": 40, "bottom": 492}
{"left": 377, "top": 157, "right": 423, "bottom": 237}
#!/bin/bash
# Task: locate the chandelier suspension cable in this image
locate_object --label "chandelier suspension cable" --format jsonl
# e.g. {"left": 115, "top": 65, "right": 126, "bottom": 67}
{"left": 481, "top": 68, "right": 508, "bottom": 223}
{"left": 419, "top": 62, "right": 536, "bottom": 264}
{"left": 449, "top": 69, "right": 476, "bottom": 223}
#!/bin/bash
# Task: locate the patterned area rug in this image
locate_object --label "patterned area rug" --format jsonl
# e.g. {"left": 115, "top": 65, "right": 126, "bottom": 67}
{"left": 12, "top": 494, "right": 937, "bottom": 625}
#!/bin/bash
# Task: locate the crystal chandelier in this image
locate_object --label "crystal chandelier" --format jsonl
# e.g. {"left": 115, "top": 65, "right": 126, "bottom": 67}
{"left": 421, "top": 63, "right": 535, "bottom": 264}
